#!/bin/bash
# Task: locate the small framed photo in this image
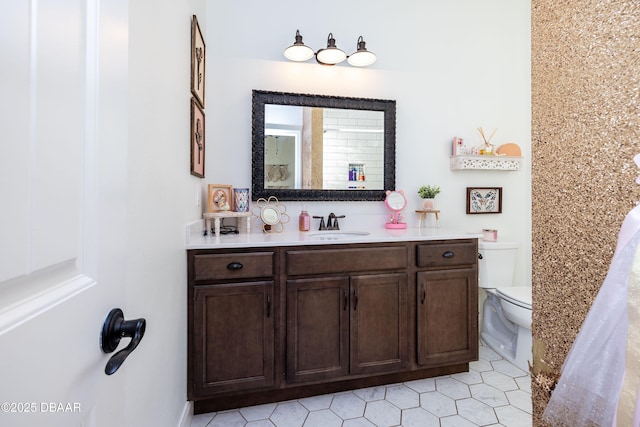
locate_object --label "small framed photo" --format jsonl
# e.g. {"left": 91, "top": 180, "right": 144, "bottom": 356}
{"left": 208, "top": 184, "right": 233, "bottom": 212}
{"left": 466, "top": 187, "right": 502, "bottom": 214}
{"left": 191, "top": 15, "right": 206, "bottom": 108}
{"left": 190, "top": 98, "right": 205, "bottom": 178}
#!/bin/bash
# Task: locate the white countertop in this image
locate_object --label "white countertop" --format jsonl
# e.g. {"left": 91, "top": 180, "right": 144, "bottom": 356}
{"left": 186, "top": 224, "right": 482, "bottom": 250}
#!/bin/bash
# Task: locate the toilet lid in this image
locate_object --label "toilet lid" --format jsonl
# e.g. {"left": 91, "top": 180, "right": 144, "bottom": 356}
{"left": 496, "top": 286, "right": 531, "bottom": 309}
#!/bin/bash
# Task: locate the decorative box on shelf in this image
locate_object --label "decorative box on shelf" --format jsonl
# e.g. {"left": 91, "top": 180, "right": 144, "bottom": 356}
{"left": 450, "top": 155, "right": 523, "bottom": 171}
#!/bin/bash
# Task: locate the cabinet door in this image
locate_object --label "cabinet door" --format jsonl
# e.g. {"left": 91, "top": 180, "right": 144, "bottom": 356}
{"left": 286, "top": 277, "right": 350, "bottom": 383}
{"left": 192, "top": 282, "right": 274, "bottom": 396}
{"left": 350, "top": 273, "right": 409, "bottom": 375}
{"left": 417, "top": 269, "right": 478, "bottom": 367}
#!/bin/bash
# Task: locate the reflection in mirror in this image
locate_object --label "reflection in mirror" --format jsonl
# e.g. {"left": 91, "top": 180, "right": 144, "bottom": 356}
{"left": 253, "top": 90, "right": 396, "bottom": 201}
{"left": 264, "top": 105, "right": 384, "bottom": 191}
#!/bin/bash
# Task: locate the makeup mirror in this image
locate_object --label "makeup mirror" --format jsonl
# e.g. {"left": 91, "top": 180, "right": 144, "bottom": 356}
{"left": 385, "top": 190, "right": 407, "bottom": 229}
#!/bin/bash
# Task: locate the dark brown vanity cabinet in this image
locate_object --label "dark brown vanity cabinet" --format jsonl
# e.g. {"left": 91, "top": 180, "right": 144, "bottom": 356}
{"left": 187, "top": 239, "right": 477, "bottom": 413}
{"left": 416, "top": 242, "right": 479, "bottom": 367}
{"left": 188, "top": 250, "right": 276, "bottom": 399}
{"left": 286, "top": 272, "right": 408, "bottom": 384}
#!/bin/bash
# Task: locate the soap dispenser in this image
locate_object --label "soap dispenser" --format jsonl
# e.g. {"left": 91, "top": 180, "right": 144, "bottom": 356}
{"left": 299, "top": 207, "right": 310, "bottom": 231}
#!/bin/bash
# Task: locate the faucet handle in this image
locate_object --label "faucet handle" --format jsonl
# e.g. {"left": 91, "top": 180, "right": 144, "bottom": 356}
{"left": 333, "top": 215, "right": 345, "bottom": 230}
{"left": 312, "top": 216, "right": 326, "bottom": 230}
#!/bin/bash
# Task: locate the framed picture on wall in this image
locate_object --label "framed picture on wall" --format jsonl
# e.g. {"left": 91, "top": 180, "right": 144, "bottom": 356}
{"left": 208, "top": 184, "right": 233, "bottom": 212}
{"left": 191, "top": 15, "right": 206, "bottom": 108}
{"left": 466, "top": 187, "right": 502, "bottom": 214}
{"left": 190, "top": 98, "right": 205, "bottom": 178}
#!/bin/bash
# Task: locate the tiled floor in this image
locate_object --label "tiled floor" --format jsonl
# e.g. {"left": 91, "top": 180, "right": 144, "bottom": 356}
{"left": 191, "top": 342, "right": 532, "bottom": 427}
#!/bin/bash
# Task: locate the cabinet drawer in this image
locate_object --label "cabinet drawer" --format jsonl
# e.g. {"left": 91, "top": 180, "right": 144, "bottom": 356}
{"left": 286, "top": 246, "right": 407, "bottom": 276}
{"left": 416, "top": 241, "right": 477, "bottom": 268}
{"left": 193, "top": 252, "right": 274, "bottom": 281}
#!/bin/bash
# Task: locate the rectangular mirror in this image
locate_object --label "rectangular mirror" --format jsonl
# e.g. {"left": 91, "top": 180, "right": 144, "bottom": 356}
{"left": 252, "top": 90, "right": 396, "bottom": 201}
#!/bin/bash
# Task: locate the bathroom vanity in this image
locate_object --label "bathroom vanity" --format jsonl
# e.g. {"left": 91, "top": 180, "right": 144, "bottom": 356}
{"left": 186, "top": 229, "right": 479, "bottom": 414}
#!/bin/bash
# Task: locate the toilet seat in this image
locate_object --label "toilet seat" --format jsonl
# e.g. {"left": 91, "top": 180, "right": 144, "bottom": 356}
{"left": 496, "top": 286, "right": 531, "bottom": 310}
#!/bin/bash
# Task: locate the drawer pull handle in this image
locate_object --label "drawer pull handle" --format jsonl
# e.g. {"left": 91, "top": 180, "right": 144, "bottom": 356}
{"left": 227, "top": 262, "right": 244, "bottom": 270}
{"left": 442, "top": 251, "right": 455, "bottom": 258}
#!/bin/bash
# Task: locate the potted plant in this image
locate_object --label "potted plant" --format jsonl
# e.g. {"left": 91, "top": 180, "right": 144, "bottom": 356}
{"left": 418, "top": 185, "right": 441, "bottom": 209}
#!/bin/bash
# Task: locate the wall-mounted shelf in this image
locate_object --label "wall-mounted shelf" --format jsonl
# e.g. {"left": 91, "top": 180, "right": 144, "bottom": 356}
{"left": 450, "top": 155, "right": 522, "bottom": 171}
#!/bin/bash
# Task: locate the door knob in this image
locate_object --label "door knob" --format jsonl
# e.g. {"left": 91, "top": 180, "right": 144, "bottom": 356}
{"left": 100, "top": 308, "right": 146, "bottom": 375}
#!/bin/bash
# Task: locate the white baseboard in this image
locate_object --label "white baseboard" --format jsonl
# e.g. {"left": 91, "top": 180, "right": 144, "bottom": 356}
{"left": 177, "top": 401, "right": 193, "bottom": 427}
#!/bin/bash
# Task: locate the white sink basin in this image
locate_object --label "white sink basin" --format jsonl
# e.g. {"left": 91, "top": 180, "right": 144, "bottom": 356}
{"left": 307, "top": 231, "right": 371, "bottom": 240}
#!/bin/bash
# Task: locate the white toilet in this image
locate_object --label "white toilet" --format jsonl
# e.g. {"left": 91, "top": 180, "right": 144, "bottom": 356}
{"left": 478, "top": 241, "right": 532, "bottom": 371}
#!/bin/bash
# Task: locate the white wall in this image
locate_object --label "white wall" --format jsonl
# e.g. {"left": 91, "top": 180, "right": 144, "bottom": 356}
{"left": 127, "top": 0, "right": 205, "bottom": 425}
{"left": 205, "top": 0, "right": 532, "bottom": 284}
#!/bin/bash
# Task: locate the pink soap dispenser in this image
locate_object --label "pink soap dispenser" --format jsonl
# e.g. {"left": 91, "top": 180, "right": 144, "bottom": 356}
{"left": 299, "top": 207, "right": 310, "bottom": 231}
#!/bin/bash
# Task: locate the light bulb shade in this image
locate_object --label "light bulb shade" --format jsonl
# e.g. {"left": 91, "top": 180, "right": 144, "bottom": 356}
{"left": 315, "top": 33, "right": 346, "bottom": 65}
{"left": 347, "top": 36, "right": 376, "bottom": 67}
{"left": 284, "top": 30, "right": 315, "bottom": 62}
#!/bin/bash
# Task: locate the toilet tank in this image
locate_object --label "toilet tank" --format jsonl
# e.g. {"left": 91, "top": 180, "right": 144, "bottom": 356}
{"left": 478, "top": 241, "right": 519, "bottom": 288}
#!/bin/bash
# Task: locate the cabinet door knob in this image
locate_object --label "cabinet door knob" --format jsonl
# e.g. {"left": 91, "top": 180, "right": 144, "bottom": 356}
{"left": 227, "top": 262, "right": 244, "bottom": 270}
{"left": 420, "top": 283, "right": 426, "bottom": 304}
{"left": 442, "top": 251, "right": 454, "bottom": 258}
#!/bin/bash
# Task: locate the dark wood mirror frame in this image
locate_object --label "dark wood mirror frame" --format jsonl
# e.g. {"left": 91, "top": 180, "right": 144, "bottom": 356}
{"left": 252, "top": 90, "right": 396, "bottom": 201}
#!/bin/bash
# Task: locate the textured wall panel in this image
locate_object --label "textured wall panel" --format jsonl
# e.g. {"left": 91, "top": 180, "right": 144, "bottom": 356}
{"left": 532, "top": 0, "right": 640, "bottom": 424}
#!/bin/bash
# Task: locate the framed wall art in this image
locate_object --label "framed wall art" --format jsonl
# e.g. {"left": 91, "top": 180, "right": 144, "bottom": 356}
{"left": 190, "top": 98, "right": 205, "bottom": 178}
{"left": 191, "top": 15, "right": 206, "bottom": 108}
{"left": 466, "top": 187, "right": 502, "bottom": 214}
{"left": 208, "top": 184, "right": 233, "bottom": 212}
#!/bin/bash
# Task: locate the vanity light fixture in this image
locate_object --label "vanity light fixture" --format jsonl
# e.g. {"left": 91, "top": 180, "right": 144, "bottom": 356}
{"left": 347, "top": 36, "right": 377, "bottom": 67}
{"left": 283, "top": 30, "right": 315, "bottom": 62}
{"left": 283, "top": 30, "right": 376, "bottom": 67}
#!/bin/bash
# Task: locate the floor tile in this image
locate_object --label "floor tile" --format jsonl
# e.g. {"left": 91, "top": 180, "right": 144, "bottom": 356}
{"left": 246, "top": 421, "right": 275, "bottom": 427}
{"left": 384, "top": 384, "right": 420, "bottom": 409}
{"left": 505, "top": 389, "right": 533, "bottom": 414}
{"left": 190, "top": 341, "right": 532, "bottom": 427}
{"left": 420, "top": 391, "right": 457, "bottom": 417}
{"left": 363, "top": 400, "right": 401, "bottom": 427}
{"left": 495, "top": 405, "right": 533, "bottom": 427}
{"left": 353, "top": 385, "right": 386, "bottom": 402}
{"left": 302, "top": 408, "right": 342, "bottom": 427}
{"left": 209, "top": 411, "right": 246, "bottom": 427}
{"left": 330, "top": 392, "right": 366, "bottom": 419}
{"left": 436, "top": 377, "right": 472, "bottom": 400}
{"left": 400, "top": 407, "right": 440, "bottom": 427}
{"left": 404, "top": 378, "right": 436, "bottom": 393}
{"left": 342, "top": 418, "right": 376, "bottom": 427}
{"left": 456, "top": 397, "right": 499, "bottom": 425}
{"left": 452, "top": 369, "right": 484, "bottom": 385}
{"left": 440, "top": 414, "right": 480, "bottom": 427}
{"left": 239, "top": 403, "right": 276, "bottom": 421}
{"left": 270, "top": 401, "right": 308, "bottom": 427}
{"left": 298, "top": 394, "right": 332, "bottom": 411}
{"left": 492, "top": 359, "right": 528, "bottom": 378}
{"left": 469, "top": 383, "right": 509, "bottom": 407}
{"left": 481, "top": 370, "right": 519, "bottom": 392}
